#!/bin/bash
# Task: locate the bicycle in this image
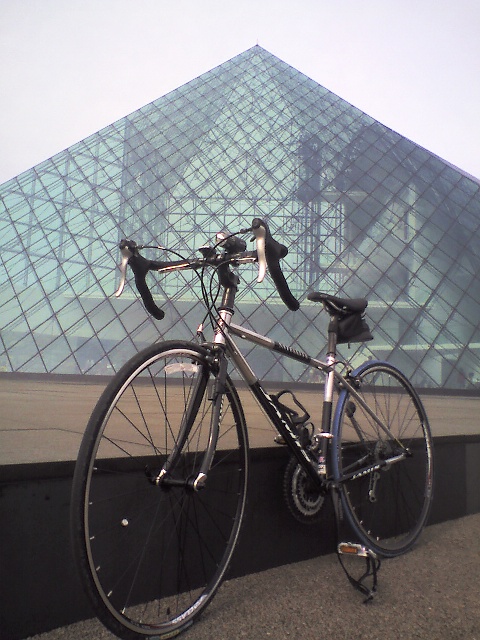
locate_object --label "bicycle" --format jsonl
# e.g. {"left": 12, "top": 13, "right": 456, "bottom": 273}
{"left": 70, "top": 218, "right": 434, "bottom": 639}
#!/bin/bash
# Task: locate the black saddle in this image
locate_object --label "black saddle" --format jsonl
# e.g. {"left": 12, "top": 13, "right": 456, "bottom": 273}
{"left": 307, "top": 292, "right": 367, "bottom": 316}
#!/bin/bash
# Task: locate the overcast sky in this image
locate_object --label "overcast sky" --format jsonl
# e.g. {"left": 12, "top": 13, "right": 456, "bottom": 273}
{"left": 1, "top": 0, "right": 479, "bottom": 185}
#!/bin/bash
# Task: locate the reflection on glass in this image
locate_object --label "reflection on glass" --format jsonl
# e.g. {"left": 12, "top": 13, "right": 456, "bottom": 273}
{"left": 0, "top": 46, "right": 479, "bottom": 389}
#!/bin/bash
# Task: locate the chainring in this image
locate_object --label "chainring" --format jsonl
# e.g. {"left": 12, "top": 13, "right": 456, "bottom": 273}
{"left": 283, "top": 456, "right": 325, "bottom": 524}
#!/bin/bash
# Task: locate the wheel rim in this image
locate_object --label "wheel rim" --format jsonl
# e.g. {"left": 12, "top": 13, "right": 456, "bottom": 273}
{"left": 80, "top": 346, "right": 247, "bottom": 637}
{"left": 335, "top": 363, "right": 433, "bottom": 556}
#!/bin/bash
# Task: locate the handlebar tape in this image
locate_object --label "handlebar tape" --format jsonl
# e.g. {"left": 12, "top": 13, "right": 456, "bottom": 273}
{"left": 128, "top": 253, "right": 165, "bottom": 320}
{"left": 126, "top": 218, "right": 299, "bottom": 318}
{"left": 252, "top": 218, "right": 300, "bottom": 311}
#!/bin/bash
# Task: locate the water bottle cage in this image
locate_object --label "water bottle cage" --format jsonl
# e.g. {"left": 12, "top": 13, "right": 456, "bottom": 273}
{"left": 271, "top": 390, "right": 314, "bottom": 447}
{"left": 271, "top": 390, "right": 310, "bottom": 426}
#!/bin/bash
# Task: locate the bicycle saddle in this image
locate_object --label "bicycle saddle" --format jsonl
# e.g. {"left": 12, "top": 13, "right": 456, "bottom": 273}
{"left": 307, "top": 292, "right": 368, "bottom": 315}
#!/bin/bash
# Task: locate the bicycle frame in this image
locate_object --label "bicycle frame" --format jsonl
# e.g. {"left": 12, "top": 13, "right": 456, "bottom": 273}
{"left": 151, "top": 252, "right": 409, "bottom": 492}
{"left": 226, "top": 323, "right": 330, "bottom": 484}
{"left": 224, "top": 322, "right": 410, "bottom": 483}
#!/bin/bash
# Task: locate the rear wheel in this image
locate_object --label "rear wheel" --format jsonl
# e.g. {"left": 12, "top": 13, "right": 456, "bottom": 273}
{"left": 71, "top": 340, "right": 248, "bottom": 639}
{"left": 333, "top": 361, "right": 433, "bottom": 557}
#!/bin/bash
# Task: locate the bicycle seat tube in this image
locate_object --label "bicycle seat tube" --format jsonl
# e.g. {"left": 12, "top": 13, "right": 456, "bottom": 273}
{"left": 313, "top": 317, "right": 339, "bottom": 475}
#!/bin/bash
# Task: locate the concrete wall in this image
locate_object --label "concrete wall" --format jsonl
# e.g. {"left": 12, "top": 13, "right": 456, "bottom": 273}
{"left": 1, "top": 436, "right": 480, "bottom": 640}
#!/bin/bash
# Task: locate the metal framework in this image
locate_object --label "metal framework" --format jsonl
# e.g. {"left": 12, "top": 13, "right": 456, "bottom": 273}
{"left": 1, "top": 46, "right": 480, "bottom": 388}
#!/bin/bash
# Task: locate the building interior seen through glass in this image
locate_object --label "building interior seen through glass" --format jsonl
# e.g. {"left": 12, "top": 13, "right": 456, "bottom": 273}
{"left": 1, "top": 46, "right": 480, "bottom": 390}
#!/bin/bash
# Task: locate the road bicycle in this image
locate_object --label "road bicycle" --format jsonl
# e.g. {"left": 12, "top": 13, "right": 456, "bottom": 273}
{"left": 70, "top": 218, "right": 434, "bottom": 639}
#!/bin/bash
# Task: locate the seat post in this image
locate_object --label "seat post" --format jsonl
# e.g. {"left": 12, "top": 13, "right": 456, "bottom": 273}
{"left": 323, "top": 313, "right": 338, "bottom": 406}
{"left": 327, "top": 315, "right": 339, "bottom": 358}
{"left": 314, "top": 312, "right": 339, "bottom": 476}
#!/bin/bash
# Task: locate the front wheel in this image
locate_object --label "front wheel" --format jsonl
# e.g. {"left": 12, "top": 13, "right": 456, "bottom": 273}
{"left": 71, "top": 340, "right": 248, "bottom": 639}
{"left": 332, "top": 361, "right": 433, "bottom": 557}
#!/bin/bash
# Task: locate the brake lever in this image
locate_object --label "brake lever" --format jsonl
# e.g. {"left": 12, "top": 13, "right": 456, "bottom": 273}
{"left": 115, "top": 242, "right": 135, "bottom": 298}
{"left": 251, "top": 223, "right": 267, "bottom": 283}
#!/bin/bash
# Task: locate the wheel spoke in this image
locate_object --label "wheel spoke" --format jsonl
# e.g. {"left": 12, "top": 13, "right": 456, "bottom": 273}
{"left": 71, "top": 342, "right": 248, "bottom": 639}
{"left": 334, "top": 362, "right": 433, "bottom": 557}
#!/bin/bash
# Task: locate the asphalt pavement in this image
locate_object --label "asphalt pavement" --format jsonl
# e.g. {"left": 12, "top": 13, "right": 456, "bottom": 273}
{"left": 28, "top": 512, "right": 480, "bottom": 640}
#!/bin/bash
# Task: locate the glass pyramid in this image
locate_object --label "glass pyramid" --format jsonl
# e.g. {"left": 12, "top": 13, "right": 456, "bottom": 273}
{"left": 1, "top": 45, "right": 480, "bottom": 389}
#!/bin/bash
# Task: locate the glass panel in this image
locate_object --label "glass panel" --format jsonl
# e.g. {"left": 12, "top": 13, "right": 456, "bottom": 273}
{"left": 0, "top": 45, "right": 479, "bottom": 390}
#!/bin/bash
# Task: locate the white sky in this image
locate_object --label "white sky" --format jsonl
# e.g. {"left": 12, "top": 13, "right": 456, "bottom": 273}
{"left": 1, "top": 0, "right": 479, "bottom": 185}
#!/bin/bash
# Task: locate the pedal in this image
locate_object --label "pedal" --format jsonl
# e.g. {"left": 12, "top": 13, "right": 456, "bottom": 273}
{"left": 274, "top": 434, "right": 287, "bottom": 445}
{"left": 337, "top": 542, "right": 380, "bottom": 602}
{"left": 337, "top": 542, "right": 377, "bottom": 559}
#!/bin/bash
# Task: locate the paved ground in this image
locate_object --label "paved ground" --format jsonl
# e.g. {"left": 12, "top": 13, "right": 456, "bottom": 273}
{"left": 1, "top": 375, "right": 480, "bottom": 465}
{"left": 28, "top": 513, "right": 480, "bottom": 640}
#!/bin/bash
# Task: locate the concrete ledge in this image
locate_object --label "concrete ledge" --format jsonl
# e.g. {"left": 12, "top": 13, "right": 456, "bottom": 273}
{"left": 1, "top": 437, "right": 480, "bottom": 640}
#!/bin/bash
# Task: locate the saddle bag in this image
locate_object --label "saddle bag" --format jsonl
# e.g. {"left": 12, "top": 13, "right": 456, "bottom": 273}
{"left": 337, "top": 312, "right": 373, "bottom": 344}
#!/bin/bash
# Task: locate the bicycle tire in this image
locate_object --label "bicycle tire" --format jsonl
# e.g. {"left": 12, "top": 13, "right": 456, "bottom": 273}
{"left": 71, "top": 340, "right": 248, "bottom": 639}
{"left": 332, "top": 360, "right": 433, "bottom": 557}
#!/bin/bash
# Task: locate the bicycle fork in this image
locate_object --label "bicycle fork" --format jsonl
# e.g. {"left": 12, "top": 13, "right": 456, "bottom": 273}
{"left": 152, "top": 268, "right": 239, "bottom": 492}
